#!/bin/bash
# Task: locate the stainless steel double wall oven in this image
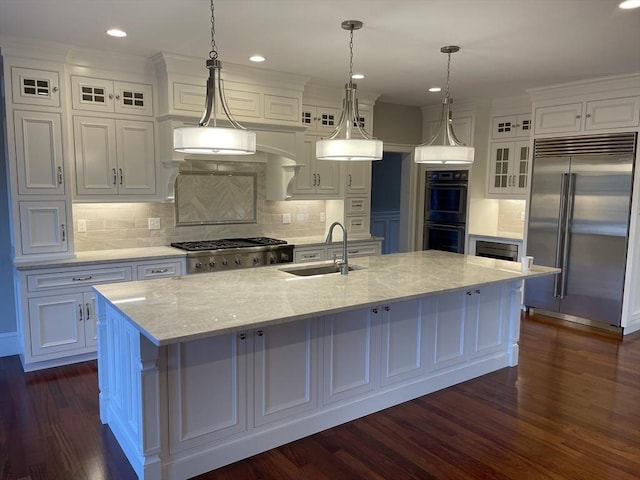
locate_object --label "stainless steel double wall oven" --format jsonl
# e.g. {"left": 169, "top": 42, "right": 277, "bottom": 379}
{"left": 423, "top": 170, "right": 469, "bottom": 254}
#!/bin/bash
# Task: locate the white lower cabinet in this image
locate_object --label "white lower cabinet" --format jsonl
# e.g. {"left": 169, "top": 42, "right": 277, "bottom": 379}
{"left": 27, "top": 291, "right": 96, "bottom": 359}
{"left": 18, "top": 258, "right": 184, "bottom": 371}
{"left": 322, "top": 308, "right": 376, "bottom": 404}
{"left": 466, "top": 283, "right": 509, "bottom": 359}
{"left": 167, "top": 332, "right": 248, "bottom": 454}
{"left": 294, "top": 240, "right": 382, "bottom": 264}
{"left": 254, "top": 319, "right": 318, "bottom": 426}
{"left": 380, "top": 299, "right": 426, "bottom": 386}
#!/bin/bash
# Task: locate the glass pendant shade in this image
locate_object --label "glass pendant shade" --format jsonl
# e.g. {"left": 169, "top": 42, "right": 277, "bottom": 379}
{"left": 174, "top": 126, "right": 256, "bottom": 155}
{"left": 316, "top": 137, "right": 383, "bottom": 161}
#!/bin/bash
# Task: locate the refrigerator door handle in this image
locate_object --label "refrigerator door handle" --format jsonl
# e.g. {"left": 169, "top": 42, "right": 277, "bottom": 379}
{"left": 560, "top": 173, "right": 576, "bottom": 299}
{"left": 553, "top": 173, "right": 570, "bottom": 297}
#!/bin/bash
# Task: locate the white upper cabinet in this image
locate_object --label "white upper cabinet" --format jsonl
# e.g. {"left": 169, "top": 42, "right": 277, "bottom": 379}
{"left": 290, "top": 135, "right": 341, "bottom": 198}
{"left": 491, "top": 113, "right": 531, "bottom": 139}
{"left": 73, "top": 116, "right": 156, "bottom": 197}
{"left": 13, "top": 110, "right": 65, "bottom": 195}
{"left": 301, "top": 105, "right": 341, "bottom": 134}
{"left": 487, "top": 140, "right": 531, "bottom": 197}
{"left": 71, "top": 76, "right": 154, "bottom": 116}
{"left": 534, "top": 97, "right": 640, "bottom": 135}
{"left": 11, "top": 67, "right": 61, "bottom": 107}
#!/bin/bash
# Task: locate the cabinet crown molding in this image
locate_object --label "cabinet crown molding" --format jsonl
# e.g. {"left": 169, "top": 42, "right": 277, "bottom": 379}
{"left": 527, "top": 73, "right": 640, "bottom": 103}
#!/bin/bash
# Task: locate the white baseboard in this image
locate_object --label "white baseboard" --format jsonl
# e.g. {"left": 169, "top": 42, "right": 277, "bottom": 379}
{"left": 0, "top": 331, "right": 20, "bottom": 357}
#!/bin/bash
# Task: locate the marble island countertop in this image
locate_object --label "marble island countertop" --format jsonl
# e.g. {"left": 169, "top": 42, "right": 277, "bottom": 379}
{"left": 94, "top": 250, "right": 559, "bottom": 347}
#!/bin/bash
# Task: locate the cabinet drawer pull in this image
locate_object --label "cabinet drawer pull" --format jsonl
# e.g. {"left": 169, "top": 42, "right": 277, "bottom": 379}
{"left": 313, "top": 173, "right": 317, "bottom": 186}
{"left": 119, "top": 168, "right": 123, "bottom": 185}
{"left": 78, "top": 304, "right": 84, "bottom": 321}
{"left": 302, "top": 254, "right": 317, "bottom": 259}
{"left": 150, "top": 268, "right": 169, "bottom": 274}
{"left": 348, "top": 174, "right": 352, "bottom": 187}
{"left": 85, "top": 303, "right": 91, "bottom": 320}
{"left": 61, "top": 224, "right": 66, "bottom": 242}
{"left": 72, "top": 276, "right": 93, "bottom": 281}
{"left": 57, "top": 166, "right": 63, "bottom": 185}
{"left": 112, "top": 168, "right": 117, "bottom": 185}
{"left": 347, "top": 250, "right": 359, "bottom": 254}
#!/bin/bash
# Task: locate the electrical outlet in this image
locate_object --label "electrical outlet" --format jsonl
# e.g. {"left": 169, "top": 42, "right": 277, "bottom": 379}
{"left": 77, "top": 219, "right": 87, "bottom": 233}
{"left": 148, "top": 217, "right": 161, "bottom": 230}
{"left": 320, "top": 212, "right": 326, "bottom": 222}
{"left": 282, "top": 213, "right": 291, "bottom": 224}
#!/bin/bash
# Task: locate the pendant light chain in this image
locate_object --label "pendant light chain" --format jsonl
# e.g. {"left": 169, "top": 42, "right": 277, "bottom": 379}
{"left": 348, "top": 26, "right": 354, "bottom": 82}
{"left": 209, "top": 0, "right": 218, "bottom": 60}
{"left": 445, "top": 51, "right": 451, "bottom": 100}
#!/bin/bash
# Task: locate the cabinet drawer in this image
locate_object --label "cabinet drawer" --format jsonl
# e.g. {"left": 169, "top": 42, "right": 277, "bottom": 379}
{"left": 11, "top": 67, "right": 61, "bottom": 107}
{"left": 328, "top": 242, "right": 379, "bottom": 259}
{"left": 346, "top": 197, "right": 369, "bottom": 215}
{"left": 294, "top": 248, "right": 327, "bottom": 263}
{"left": 345, "top": 216, "right": 370, "bottom": 235}
{"left": 137, "top": 261, "right": 183, "bottom": 279}
{"left": 27, "top": 266, "right": 133, "bottom": 292}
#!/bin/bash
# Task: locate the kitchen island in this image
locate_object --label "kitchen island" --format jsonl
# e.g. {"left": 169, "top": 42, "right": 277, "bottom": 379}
{"left": 94, "top": 250, "right": 558, "bottom": 480}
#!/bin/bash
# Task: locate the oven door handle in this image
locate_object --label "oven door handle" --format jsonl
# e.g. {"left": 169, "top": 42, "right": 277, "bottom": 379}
{"left": 427, "top": 183, "right": 468, "bottom": 188}
{"left": 426, "top": 223, "right": 465, "bottom": 230}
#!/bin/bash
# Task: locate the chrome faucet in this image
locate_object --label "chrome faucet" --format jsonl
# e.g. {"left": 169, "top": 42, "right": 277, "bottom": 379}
{"left": 325, "top": 221, "right": 349, "bottom": 275}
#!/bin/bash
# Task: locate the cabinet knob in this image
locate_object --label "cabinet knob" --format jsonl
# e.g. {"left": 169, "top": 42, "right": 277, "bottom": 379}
{"left": 256, "top": 330, "right": 264, "bottom": 337}
{"left": 586, "top": 113, "right": 592, "bottom": 118}
{"left": 52, "top": 86, "right": 59, "bottom": 93}
{"left": 238, "top": 332, "right": 247, "bottom": 340}
{"left": 475, "top": 289, "right": 481, "bottom": 294}
{"left": 466, "top": 291, "right": 473, "bottom": 296}
{"left": 384, "top": 306, "right": 390, "bottom": 312}
{"left": 109, "top": 93, "right": 114, "bottom": 99}
{"left": 576, "top": 115, "right": 581, "bottom": 119}
{"left": 372, "top": 308, "right": 378, "bottom": 314}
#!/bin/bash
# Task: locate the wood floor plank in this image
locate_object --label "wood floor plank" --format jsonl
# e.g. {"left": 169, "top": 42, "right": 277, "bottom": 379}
{"left": 0, "top": 315, "right": 638, "bottom": 480}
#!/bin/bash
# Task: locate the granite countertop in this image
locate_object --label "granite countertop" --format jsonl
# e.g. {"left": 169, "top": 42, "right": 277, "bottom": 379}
{"left": 14, "top": 246, "right": 187, "bottom": 270}
{"left": 94, "top": 250, "right": 559, "bottom": 347}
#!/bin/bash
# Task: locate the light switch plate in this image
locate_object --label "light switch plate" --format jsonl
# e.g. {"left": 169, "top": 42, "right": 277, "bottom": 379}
{"left": 77, "top": 219, "right": 87, "bottom": 233}
{"left": 148, "top": 217, "right": 161, "bottom": 230}
{"left": 282, "top": 213, "right": 291, "bottom": 224}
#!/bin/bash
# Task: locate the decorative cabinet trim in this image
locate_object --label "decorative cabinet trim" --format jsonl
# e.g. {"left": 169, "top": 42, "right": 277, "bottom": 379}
{"left": 11, "top": 66, "right": 61, "bottom": 107}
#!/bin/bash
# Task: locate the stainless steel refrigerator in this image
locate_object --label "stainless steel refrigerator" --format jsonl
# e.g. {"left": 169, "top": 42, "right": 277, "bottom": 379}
{"left": 524, "top": 133, "right": 636, "bottom": 329}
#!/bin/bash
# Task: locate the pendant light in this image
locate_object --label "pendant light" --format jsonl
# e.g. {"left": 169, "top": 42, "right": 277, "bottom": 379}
{"left": 173, "top": 0, "right": 256, "bottom": 155}
{"left": 415, "top": 46, "right": 474, "bottom": 165}
{"left": 315, "top": 20, "right": 383, "bottom": 162}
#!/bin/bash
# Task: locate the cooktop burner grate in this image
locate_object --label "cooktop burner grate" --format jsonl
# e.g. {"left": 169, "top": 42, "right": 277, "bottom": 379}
{"left": 171, "top": 237, "right": 287, "bottom": 252}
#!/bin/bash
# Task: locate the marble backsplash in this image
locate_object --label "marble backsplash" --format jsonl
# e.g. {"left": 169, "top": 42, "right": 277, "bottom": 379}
{"left": 497, "top": 199, "right": 526, "bottom": 237}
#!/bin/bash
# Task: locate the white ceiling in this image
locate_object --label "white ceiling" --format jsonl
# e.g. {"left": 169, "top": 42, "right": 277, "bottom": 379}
{"left": 1, "top": 0, "right": 639, "bottom": 106}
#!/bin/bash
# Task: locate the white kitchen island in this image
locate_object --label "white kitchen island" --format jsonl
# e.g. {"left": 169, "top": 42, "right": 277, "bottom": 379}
{"left": 94, "top": 250, "right": 558, "bottom": 480}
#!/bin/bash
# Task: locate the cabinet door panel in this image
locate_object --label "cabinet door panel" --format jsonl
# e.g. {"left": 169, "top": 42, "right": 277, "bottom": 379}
{"left": 168, "top": 333, "right": 247, "bottom": 453}
{"left": 323, "top": 308, "right": 375, "bottom": 404}
{"left": 315, "top": 159, "right": 340, "bottom": 195}
{"left": 468, "top": 284, "right": 508, "bottom": 359}
{"left": 73, "top": 116, "right": 118, "bottom": 195}
{"left": 534, "top": 103, "right": 582, "bottom": 134}
{"left": 71, "top": 76, "right": 114, "bottom": 112}
{"left": 254, "top": 320, "right": 317, "bottom": 426}
{"left": 425, "top": 292, "right": 466, "bottom": 371}
{"left": 585, "top": 97, "right": 640, "bottom": 130}
{"left": 291, "top": 136, "right": 316, "bottom": 195}
{"left": 380, "top": 300, "right": 425, "bottom": 386}
{"left": 114, "top": 81, "right": 153, "bottom": 116}
{"left": 116, "top": 120, "right": 156, "bottom": 195}
{"left": 83, "top": 292, "right": 98, "bottom": 347}
{"left": 346, "top": 162, "right": 371, "bottom": 195}
{"left": 28, "top": 293, "right": 83, "bottom": 356}
{"left": 19, "top": 201, "right": 68, "bottom": 255}
{"left": 11, "top": 67, "right": 60, "bottom": 107}
{"left": 14, "top": 111, "right": 64, "bottom": 195}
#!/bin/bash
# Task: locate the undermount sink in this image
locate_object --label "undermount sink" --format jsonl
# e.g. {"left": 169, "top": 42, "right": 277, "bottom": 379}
{"left": 280, "top": 263, "right": 365, "bottom": 277}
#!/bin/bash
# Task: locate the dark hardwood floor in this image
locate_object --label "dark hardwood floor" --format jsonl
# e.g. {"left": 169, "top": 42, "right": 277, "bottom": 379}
{"left": 1, "top": 315, "right": 639, "bottom": 480}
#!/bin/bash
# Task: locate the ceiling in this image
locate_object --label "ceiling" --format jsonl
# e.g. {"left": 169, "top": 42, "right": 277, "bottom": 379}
{"left": 0, "top": 0, "right": 639, "bottom": 107}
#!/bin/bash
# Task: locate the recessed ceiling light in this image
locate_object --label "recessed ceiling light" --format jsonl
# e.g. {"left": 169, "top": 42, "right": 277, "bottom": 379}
{"left": 351, "top": 73, "right": 365, "bottom": 80}
{"left": 106, "top": 28, "right": 127, "bottom": 38}
{"left": 619, "top": 0, "right": 640, "bottom": 8}
{"left": 428, "top": 87, "right": 442, "bottom": 93}
{"left": 249, "top": 55, "right": 266, "bottom": 62}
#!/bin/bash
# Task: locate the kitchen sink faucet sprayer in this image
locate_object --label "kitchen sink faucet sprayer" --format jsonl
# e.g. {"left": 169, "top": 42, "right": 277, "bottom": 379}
{"left": 325, "top": 222, "right": 349, "bottom": 275}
